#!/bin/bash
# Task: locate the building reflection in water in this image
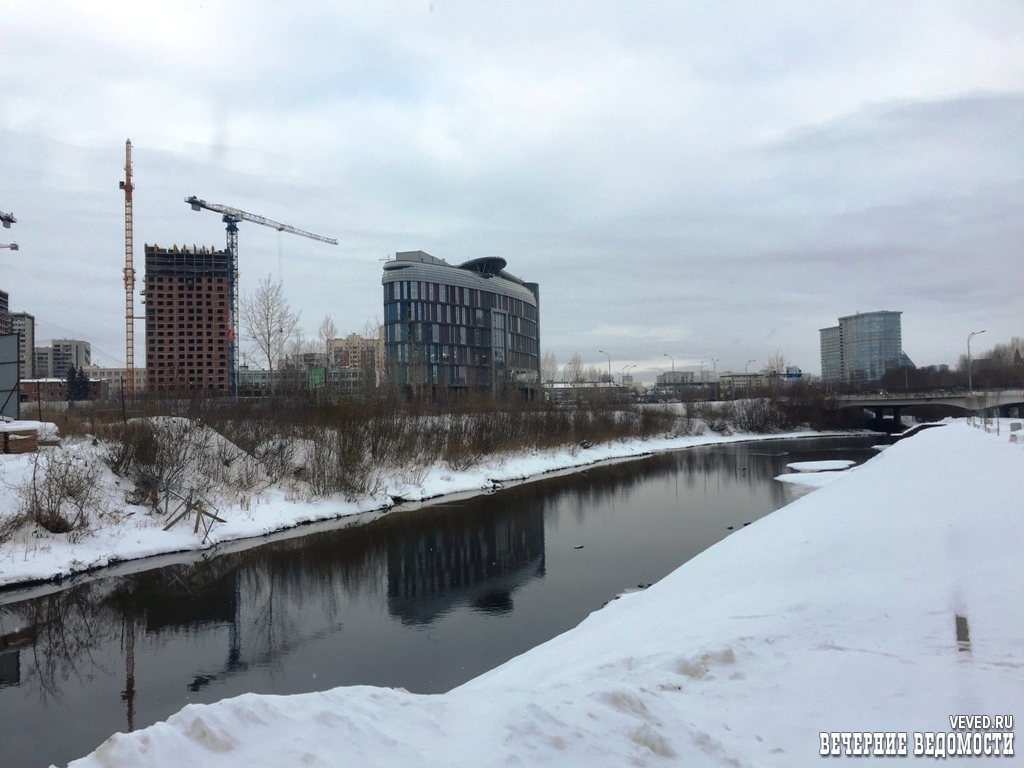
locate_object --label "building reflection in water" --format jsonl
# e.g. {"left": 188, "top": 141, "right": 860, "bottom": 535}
{"left": 385, "top": 499, "right": 546, "bottom": 624}
{"left": 0, "top": 624, "right": 35, "bottom": 688}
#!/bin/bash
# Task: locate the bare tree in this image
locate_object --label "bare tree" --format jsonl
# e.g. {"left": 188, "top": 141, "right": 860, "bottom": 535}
{"left": 318, "top": 314, "right": 337, "bottom": 365}
{"left": 285, "top": 331, "right": 319, "bottom": 367}
{"left": 765, "top": 350, "right": 788, "bottom": 397}
{"left": 565, "top": 353, "right": 584, "bottom": 385}
{"left": 541, "top": 351, "right": 558, "bottom": 385}
{"left": 363, "top": 317, "right": 384, "bottom": 390}
{"left": 241, "top": 275, "right": 301, "bottom": 394}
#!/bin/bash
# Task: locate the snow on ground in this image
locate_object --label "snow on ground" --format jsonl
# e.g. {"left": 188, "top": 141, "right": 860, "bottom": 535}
{"left": 786, "top": 459, "right": 856, "bottom": 472}
{"left": 60, "top": 421, "right": 1022, "bottom": 767}
{"left": 0, "top": 421, "right": 829, "bottom": 590}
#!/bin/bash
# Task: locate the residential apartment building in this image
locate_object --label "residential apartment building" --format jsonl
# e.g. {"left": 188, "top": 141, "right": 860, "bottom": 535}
{"left": 819, "top": 310, "right": 913, "bottom": 384}
{"left": 328, "top": 332, "right": 379, "bottom": 372}
{"left": 0, "top": 289, "right": 8, "bottom": 335}
{"left": 381, "top": 251, "right": 540, "bottom": 398}
{"left": 35, "top": 339, "right": 92, "bottom": 379}
{"left": 144, "top": 244, "right": 231, "bottom": 394}
{"left": 328, "top": 331, "right": 381, "bottom": 388}
{"left": 655, "top": 370, "right": 696, "bottom": 387}
{"left": 84, "top": 365, "right": 147, "bottom": 397}
{"left": 9, "top": 312, "right": 34, "bottom": 379}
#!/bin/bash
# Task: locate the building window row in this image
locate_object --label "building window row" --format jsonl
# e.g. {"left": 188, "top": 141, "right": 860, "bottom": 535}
{"left": 385, "top": 281, "right": 537, "bottom": 322}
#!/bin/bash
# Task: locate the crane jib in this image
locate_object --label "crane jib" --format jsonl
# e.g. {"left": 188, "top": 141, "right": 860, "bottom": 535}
{"left": 184, "top": 196, "right": 337, "bottom": 244}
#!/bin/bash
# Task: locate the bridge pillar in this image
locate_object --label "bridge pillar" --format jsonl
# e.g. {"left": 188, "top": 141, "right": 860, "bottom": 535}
{"left": 869, "top": 405, "right": 903, "bottom": 431}
{"left": 870, "top": 407, "right": 885, "bottom": 430}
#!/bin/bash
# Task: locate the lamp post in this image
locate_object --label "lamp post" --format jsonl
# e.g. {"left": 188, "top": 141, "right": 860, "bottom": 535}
{"left": 663, "top": 353, "right": 674, "bottom": 372}
{"left": 620, "top": 364, "right": 635, "bottom": 386}
{"left": 598, "top": 350, "right": 611, "bottom": 386}
{"left": 967, "top": 330, "right": 985, "bottom": 394}
{"left": 745, "top": 359, "right": 756, "bottom": 398}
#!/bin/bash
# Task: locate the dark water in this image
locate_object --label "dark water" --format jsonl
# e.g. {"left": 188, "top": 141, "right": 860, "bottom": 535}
{"left": 0, "top": 436, "right": 881, "bottom": 767}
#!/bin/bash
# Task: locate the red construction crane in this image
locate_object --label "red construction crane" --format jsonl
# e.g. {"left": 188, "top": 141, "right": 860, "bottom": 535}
{"left": 184, "top": 195, "right": 337, "bottom": 394}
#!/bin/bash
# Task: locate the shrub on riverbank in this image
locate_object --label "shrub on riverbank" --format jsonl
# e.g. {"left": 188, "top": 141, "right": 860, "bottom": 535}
{"left": 4, "top": 395, "right": 847, "bottom": 544}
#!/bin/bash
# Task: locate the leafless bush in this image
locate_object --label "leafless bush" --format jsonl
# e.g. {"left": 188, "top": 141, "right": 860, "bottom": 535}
{"left": 18, "top": 447, "right": 104, "bottom": 538}
{"left": 665, "top": 402, "right": 705, "bottom": 437}
{"left": 442, "top": 414, "right": 485, "bottom": 471}
{"left": 303, "top": 425, "right": 386, "bottom": 500}
{"left": 730, "top": 398, "right": 788, "bottom": 433}
{"left": 696, "top": 402, "right": 732, "bottom": 435}
{"left": 0, "top": 511, "right": 25, "bottom": 545}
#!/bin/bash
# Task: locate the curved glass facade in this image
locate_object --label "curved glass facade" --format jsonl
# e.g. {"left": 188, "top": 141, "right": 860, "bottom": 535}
{"left": 382, "top": 251, "right": 540, "bottom": 396}
{"left": 820, "top": 310, "right": 907, "bottom": 383}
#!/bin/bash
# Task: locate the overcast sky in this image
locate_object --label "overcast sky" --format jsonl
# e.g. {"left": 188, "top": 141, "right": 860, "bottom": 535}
{"left": 2, "top": 1, "right": 1021, "bottom": 382}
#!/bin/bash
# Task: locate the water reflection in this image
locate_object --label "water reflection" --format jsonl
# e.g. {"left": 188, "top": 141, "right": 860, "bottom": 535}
{"left": 385, "top": 500, "right": 546, "bottom": 624}
{"left": 0, "top": 435, "right": 881, "bottom": 768}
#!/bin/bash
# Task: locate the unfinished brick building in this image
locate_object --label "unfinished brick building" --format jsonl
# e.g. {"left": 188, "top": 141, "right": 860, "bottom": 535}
{"left": 144, "top": 244, "right": 232, "bottom": 394}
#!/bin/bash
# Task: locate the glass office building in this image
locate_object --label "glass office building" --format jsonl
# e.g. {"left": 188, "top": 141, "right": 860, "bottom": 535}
{"left": 820, "top": 310, "right": 911, "bottom": 383}
{"left": 382, "top": 251, "right": 540, "bottom": 398}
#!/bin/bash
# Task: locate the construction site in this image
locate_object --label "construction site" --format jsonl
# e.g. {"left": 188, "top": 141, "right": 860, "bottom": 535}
{"left": 0, "top": 139, "right": 341, "bottom": 420}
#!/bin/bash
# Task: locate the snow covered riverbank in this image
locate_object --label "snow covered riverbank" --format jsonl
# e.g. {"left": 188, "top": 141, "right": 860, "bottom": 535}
{"left": 61, "top": 421, "right": 1022, "bottom": 767}
{"left": 1, "top": 422, "right": 831, "bottom": 591}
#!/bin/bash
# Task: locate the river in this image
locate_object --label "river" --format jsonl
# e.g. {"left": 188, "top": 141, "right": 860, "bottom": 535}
{"left": 0, "top": 435, "right": 882, "bottom": 767}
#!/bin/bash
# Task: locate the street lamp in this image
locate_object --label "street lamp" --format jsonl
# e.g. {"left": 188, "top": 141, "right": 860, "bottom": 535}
{"left": 598, "top": 350, "right": 611, "bottom": 386}
{"left": 663, "top": 353, "right": 674, "bottom": 372}
{"left": 967, "top": 330, "right": 986, "bottom": 393}
{"left": 745, "top": 359, "right": 756, "bottom": 397}
{"left": 620, "top": 364, "right": 635, "bottom": 386}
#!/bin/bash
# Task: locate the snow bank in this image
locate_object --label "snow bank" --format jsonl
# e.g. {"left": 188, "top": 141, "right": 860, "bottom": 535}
{"left": 0, "top": 425, "right": 825, "bottom": 590}
{"left": 64, "top": 422, "right": 1024, "bottom": 767}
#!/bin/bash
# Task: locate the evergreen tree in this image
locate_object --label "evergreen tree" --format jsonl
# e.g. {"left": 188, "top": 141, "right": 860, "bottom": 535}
{"left": 66, "top": 366, "right": 90, "bottom": 401}
{"left": 74, "top": 367, "right": 91, "bottom": 401}
{"left": 65, "top": 366, "right": 77, "bottom": 401}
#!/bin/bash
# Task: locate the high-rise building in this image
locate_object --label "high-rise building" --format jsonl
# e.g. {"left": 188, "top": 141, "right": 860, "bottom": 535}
{"left": 144, "top": 244, "right": 231, "bottom": 394}
{"left": 382, "top": 251, "right": 540, "bottom": 398}
{"left": 0, "top": 289, "right": 9, "bottom": 335}
{"left": 819, "top": 310, "right": 913, "bottom": 383}
{"left": 33, "top": 347, "right": 51, "bottom": 379}
{"left": 9, "top": 312, "right": 34, "bottom": 379}
{"left": 50, "top": 339, "right": 91, "bottom": 379}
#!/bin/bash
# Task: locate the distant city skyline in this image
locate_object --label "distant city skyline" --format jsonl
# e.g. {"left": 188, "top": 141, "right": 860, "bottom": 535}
{"left": 2, "top": 2, "right": 1021, "bottom": 384}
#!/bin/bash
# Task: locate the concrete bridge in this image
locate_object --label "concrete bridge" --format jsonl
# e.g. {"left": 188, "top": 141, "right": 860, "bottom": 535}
{"left": 827, "top": 388, "right": 1024, "bottom": 429}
